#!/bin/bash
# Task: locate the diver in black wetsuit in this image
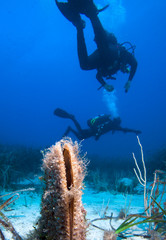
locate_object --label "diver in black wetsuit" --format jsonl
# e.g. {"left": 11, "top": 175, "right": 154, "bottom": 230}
{"left": 54, "top": 108, "right": 141, "bottom": 140}
{"left": 55, "top": 0, "right": 137, "bottom": 92}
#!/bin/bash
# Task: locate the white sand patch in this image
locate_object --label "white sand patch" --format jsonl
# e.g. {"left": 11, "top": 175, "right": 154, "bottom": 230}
{"left": 1, "top": 187, "right": 148, "bottom": 240}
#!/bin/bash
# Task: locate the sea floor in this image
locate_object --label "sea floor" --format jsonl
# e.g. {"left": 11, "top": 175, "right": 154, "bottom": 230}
{"left": 0, "top": 178, "right": 157, "bottom": 240}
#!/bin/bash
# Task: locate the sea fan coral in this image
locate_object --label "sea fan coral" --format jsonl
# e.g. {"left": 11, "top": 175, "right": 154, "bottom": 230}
{"left": 34, "top": 138, "right": 87, "bottom": 240}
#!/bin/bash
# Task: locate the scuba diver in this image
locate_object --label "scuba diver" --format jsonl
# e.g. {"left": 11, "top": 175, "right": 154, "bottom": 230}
{"left": 55, "top": 0, "right": 137, "bottom": 92}
{"left": 54, "top": 108, "right": 141, "bottom": 140}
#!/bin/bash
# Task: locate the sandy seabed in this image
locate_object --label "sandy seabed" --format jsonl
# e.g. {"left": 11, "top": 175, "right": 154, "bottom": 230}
{"left": 1, "top": 180, "right": 147, "bottom": 240}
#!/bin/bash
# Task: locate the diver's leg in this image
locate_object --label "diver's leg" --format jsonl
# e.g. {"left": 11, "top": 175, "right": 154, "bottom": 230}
{"left": 56, "top": 0, "right": 109, "bottom": 52}
{"left": 77, "top": 27, "right": 90, "bottom": 70}
{"left": 64, "top": 116, "right": 94, "bottom": 139}
{"left": 63, "top": 126, "right": 72, "bottom": 137}
{"left": 70, "top": 115, "right": 83, "bottom": 133}
{"left": 77, "top": 27, "right": 100, "bottom": 70}
{"left": 89, "top": 15, "right": 109, "bottom": 55}
{"left": 63, "top": 126, "right": 83, "bottom": 140}
{"left": 78, "top": 0, "right": 109, "bottom": 53}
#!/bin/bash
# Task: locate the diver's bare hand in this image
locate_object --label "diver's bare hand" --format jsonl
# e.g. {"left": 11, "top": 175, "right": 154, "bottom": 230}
{"left": 124, "top": 80, "right": 131, "bottom": 93}
{"left": 104, "top": 84, "right": 114, "bottom": 92}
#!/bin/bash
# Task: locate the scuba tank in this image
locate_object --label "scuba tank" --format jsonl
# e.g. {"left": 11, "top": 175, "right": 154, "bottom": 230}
{"left": 119, "top": 41, "right": 136, "bottom": 56}
{"left": 87, "top": 114, "right": 111, "bottom": 129}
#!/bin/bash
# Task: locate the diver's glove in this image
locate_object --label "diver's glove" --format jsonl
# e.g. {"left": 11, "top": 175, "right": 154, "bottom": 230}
{"left": 124, "top": 80, "right": 131, "bottom": 93}
{"left": 104, "top": 83, "right": 114, "bottom": 92}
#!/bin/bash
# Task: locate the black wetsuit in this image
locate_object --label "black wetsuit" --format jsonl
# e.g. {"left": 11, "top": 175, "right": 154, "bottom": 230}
{"left": 77, "top": 12, "right": 137, "bottom": 87}
{"left": 63, "top": 115, "right": 141, "bottom": 140}
{"left": 55, "top": 0, "right": 137, "bottom": 88}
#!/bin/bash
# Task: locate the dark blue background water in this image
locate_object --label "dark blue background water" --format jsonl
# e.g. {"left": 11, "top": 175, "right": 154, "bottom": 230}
{"left": 1, "top": 0, "right": 166, "bottom": 160}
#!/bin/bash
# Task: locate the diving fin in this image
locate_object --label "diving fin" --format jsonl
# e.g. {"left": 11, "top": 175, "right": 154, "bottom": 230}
{"left": 55, "top": 0, "right": 85, "bottom": 28}
{"left": 55, "top": 0, "right": 109, "bottom": 22}
{"left": 77, "top": 0, "right": 109, "bottom": 17}
{"left": 54, "top": 108, "right": 73, "bottom": 119}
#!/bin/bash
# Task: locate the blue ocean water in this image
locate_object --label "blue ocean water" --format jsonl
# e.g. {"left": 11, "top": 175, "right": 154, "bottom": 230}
{"left": 0, "top": 0, "right": 166, "bottom": 161}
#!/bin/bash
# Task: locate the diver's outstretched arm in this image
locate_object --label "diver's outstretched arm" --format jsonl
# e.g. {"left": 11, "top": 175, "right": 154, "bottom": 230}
{"left": 115, "top": 127, "right": 142, "bottom": 135}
